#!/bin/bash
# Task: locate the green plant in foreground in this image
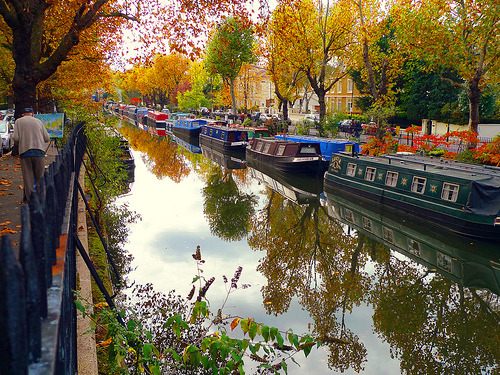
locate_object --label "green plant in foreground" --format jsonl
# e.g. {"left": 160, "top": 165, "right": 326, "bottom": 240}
{"left": 77, "top": 246, "right": 329, "bottom": 374}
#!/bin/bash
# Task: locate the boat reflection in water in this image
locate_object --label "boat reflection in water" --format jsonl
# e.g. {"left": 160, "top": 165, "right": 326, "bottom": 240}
{"left": 201, "top": 146, "right": 246, "bottom": 170}
{"left": 247, "top": 159, "right": 323, "bottom": 206}
{"left": 323, "top": 190, "right": 500, "bottom": 295}
{"left": 171, "top": 133, "right": 201, "bottom": 154}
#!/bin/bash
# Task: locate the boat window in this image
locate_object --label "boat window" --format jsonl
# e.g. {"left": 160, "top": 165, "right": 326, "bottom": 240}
{"left": 300, "top": 145, "right": 317, "bottom": 154}
{"left": 411, "top": 177, "right": 426, "bottom": 194}
{"left": 407, "top": 238, "right": 421, "bottom": 256}
{"left": 221, "top": 131, "right": 225, "bottom": 139}
{"left": 382, "top": 227, "right": 394, "bottom": 243}
{"left": 437, "top": 252, "right": 453, "bottom": 272}
{"left": 276, "top": 145, "right": 286, "bottom": 156}
{"left": 346, "top": 163, "right": 357, "bottom": 177}
{"left": 441, "top": 182, "right": 459, "bottom": 202}
{"left": 255, "top": 141, "right": 263, "bottom": 152}
{"left": 343, "top": 208, "right": 354, "bottom": 223}
{"left": 362, "top": 217, "right": 372, "bottom": 232}
{"left": 385, "top": 171, "right": 399, "bottom": 187}
{"left": 365, "top": 167, "right": 376, "bottom": 182}
{"left": 263, "top": 143, "right": 272, "bottom": 154}
{"left": 209, "top": 128, "right": 213, "bottom": 136}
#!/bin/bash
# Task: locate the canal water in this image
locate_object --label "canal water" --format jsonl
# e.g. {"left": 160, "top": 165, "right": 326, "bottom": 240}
{"left": 117, "top": 123, "right": 499, "bottom": 374}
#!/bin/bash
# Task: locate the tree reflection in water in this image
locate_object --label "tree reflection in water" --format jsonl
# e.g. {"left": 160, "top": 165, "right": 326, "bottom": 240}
{"left": 120, "top": 124, "right": 192, "bottom": 182}
{"left": 372, "top": 257, "right": 499, "bottom": 374}
{"left": 249, "top": 185, "right": 499, "bottom": 374}
{"left": 248, "top": 189, "right": 371, "bottom": 372}
{"left": 202, "top": 166, "right": 257, "bottom": 242}
{"left": 119, "top": 124, "right": 499, "bottom": 374}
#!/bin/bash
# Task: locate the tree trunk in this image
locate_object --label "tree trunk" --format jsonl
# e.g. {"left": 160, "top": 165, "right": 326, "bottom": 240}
{"left": 12, "top": 70, "right": 39, "bottom": 119}
{"left": 230, "top": 78, "right": 237, "bottom": 115}
{"left": 363, "top": 39, "right": 379, "bottom": 103}
{"left": 468, "top": 74, "right": 481, "bottom": 134}
{"left": 282, "top": 99, "right": 289, "bottom": 121}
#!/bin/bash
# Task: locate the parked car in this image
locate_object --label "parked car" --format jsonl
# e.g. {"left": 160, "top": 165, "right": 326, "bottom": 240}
{"left": 4, "top": 113, "right": 14, "bottom": 125}
{"left": 259, "top": 113, "right": 272, "bottom": 122}
{"left": 0, "top": 120, "right": 14, "bottom": 153}
{"left": 338, "top": 119, "right": 362, "bottom": 135}
{"left": 251, "top": 112, "right": 261, "bottom": 121}
{"left": 362, "top": 123, "right": 396, "bottom": 136}
{"left": 304, "top": 114, "right": 320, "bottom": 123}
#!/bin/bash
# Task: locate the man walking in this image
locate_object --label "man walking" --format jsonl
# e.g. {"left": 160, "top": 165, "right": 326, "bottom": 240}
{"left": 12, "top": 108, "right": 50, "bottom": 203}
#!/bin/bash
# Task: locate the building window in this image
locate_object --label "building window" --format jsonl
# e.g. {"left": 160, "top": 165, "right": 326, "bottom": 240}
{"left": 385, "top": 171, "right": 399, "bottom": 187}
{"left": 441, "top": 182, "right": 459, "bottom": 202}
{"left": 347, "top": 79, "right": 353, "bottom": 94}
{"left": 365, "top": 167, "right": 376, "bottom": 182}
{"left": 347, "top": 98, "right": 353, "bottom": 112}
{"left": 346, "top": 163, "right": 357, "bottom": 177}
{"left": 411, "top": 176, "right": 427, "bottom": 194}
{"left": 337, "top": 98, "right": 342, "bottom": 111}
{"left": 337, "top": 80, "right": 342, "bottom": 93}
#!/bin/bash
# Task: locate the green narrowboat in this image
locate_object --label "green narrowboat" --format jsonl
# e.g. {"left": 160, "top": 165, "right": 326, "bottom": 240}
{"left": 324, "top": 152, "right": 500, "bottom": 240}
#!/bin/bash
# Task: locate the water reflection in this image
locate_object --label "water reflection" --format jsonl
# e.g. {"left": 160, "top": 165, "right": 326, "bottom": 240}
{"left": 119, "top": 123, "right": 499, "bottom": 374}
{"left": 202, "top": 166, "right": 257, "bottom": 242}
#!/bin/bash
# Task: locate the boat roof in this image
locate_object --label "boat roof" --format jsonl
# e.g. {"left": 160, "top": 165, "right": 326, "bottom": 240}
{"left": 275, "top": 134, "right": 355, "bottom": 144}
{"left": 342, "top": 152, "right": 500, "bottom": 181}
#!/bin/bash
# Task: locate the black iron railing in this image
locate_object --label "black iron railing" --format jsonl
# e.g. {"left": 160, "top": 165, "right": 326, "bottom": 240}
{"left": 0, "top": 121, "right": 86, "bottom": 374}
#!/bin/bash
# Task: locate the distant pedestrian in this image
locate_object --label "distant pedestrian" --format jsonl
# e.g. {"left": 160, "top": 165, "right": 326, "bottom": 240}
{"left": 12, "top": 108, "right": 50, "bottom": 203}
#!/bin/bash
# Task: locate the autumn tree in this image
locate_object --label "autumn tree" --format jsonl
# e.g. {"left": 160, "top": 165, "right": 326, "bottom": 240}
{"left": 392, "top": 0, "right": 500, "bottom": 132}
{"left": 0, "top": 0, "right": 144, "bottom": 118}
{"left": 150, "top": 53, "right": 191, "bottom": 109}
{"left": 265, "top": 4, "right": 307, "bottom": 121}
{"left": 269, "top": 0, "right": 354, "bottom": 121}
{"left": 177, "top": 60, "right": 213, "bottom": 111}
{"left": 205, "top": 16, "right": 255, "bottom": 115}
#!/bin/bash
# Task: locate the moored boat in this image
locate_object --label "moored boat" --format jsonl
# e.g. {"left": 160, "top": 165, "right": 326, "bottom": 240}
{"left": 274, "top": 134, "right": 360, "bottom": 161}
{"left": 199, "top": 121, "right": 249, "bottom": 154}
{"left": 246, "top": 137, "right": 328, "bottom": 176}
{"left": 172, "top": 116, "right": 206, "bottom": 141}
{"left": 231, "top": 125, "right": 271, "bottom": 144}
{"left": 324, "top": 152, "right": 500, "bottom": 240}
{"left": 146, "top": 110, "right": 169, "bottom": 136}
{"left": 136, "top": 107, "right": 149, "bottom": 128}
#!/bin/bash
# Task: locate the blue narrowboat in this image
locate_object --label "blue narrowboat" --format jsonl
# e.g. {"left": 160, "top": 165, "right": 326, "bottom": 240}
{"left": 172, "top": 116, "right": 206, "bottom": 144}
{"left": 274, "top": 134, "right": 360, "bottom": 161}
{"left": 199, "top": 121, "right": 249, "bottom": 154}
{"left": 324, "top": 152, "right": 500, "bottom": 240}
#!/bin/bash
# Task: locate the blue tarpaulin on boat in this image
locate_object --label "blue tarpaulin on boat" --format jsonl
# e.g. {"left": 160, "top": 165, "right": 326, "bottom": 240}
{"left": 467, "top": 177, "right": 500, "bottom": 216}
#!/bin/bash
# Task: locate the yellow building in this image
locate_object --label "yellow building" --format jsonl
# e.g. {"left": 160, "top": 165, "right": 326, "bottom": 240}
{"left": 324, "top": 76, "right": 362, "bottom": 115}
{"left": 235, "top": 66, "right": 362, "bottom": 115}
{"left": 234, "top": 65, "right": 274, "bottom": 112}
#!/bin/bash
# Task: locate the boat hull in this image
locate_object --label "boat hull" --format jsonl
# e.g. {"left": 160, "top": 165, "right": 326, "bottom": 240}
{"left": 246, "top": 147, "right": 327, "bottom": 176}
{"left": 199, "top": 133, "right": 247, "bottom": 154}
